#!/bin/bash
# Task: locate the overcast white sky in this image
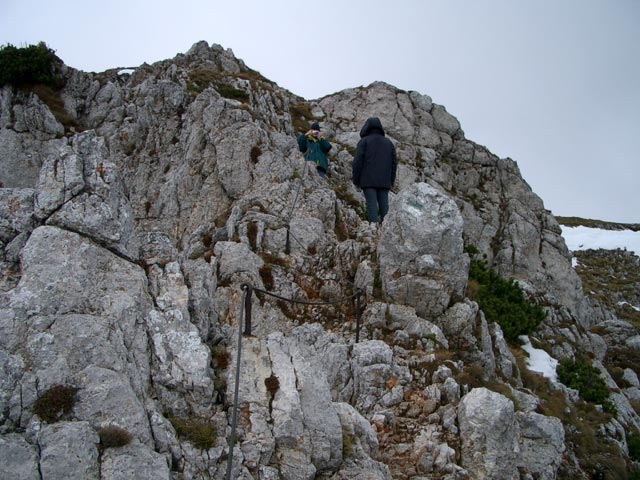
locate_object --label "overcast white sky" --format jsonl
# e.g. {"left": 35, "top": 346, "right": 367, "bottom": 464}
{"left": 2, "top": 0, "right": 638, "bottom": 223}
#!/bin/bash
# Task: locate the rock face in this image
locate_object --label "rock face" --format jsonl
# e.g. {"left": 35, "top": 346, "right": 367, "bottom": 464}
{"left": 0, "top": 41, "right": 633, "bottom": 479}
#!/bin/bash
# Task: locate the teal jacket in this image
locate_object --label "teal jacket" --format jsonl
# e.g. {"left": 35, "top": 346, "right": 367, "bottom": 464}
{"left": 297, "top": 134, "right": 332, "bottom": 172}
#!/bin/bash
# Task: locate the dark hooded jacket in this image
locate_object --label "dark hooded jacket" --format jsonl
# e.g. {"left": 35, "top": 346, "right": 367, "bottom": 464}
{"left": 352, "top": 117, "right": 397, "bottom": 188}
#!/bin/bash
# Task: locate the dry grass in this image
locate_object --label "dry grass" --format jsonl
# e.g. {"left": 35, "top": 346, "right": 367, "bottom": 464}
{"left": 247, "top": 221, "right": 259, "bottom": 250}
{"left": 290, "top": 101, "right": 314, "bottom": 135}
{"left": 187, "top": 68, "right": 249, "bottom": 102}
{"left": 33, "top": 385, "right": 78, "bottom": 423}
{"left": 97, "top": 425, "right": 133, "bottom": 448}
{"left": 265, "top": 375, "right": 280, "bottom": 396}
{"left": 259, "top": 264, "right": 274, "bottom": 291}
{"left": 211, "top": 345, "right": 230, "bottom": 370}
{"left": 250, "top": 145, "right": 262, "bottom": 163}
{"left": 168, "top": 415, "right": 217, "bottom": 450}
{"left": 26, "top": 84, "right": 81, "bottom": 133}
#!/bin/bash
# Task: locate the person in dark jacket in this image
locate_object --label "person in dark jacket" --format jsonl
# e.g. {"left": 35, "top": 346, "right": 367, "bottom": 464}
{"left": 352, "top": 117, "right": 397, "bottom": 223}
{"left": 297, "top": 121, "right": 332, "bottom": 177}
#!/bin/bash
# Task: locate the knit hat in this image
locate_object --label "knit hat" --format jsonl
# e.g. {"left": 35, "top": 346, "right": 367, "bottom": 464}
{"left": 310, "top": 122, "right": 320, "bottom": 131}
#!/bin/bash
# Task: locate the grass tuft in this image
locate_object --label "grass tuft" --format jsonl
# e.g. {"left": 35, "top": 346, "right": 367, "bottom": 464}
{"left": 259, "top": 263, "right": 275, "bottom": 291}
{"left": 211, "top": 345, "right": 230, "bottom": 370}
{"left": 97, "top": 425, "right": 133, "bottom": 448}
{"left": 250, "top": 145, "right": 262, "bottom": 163}
{"left": 168, "top": 415, "right": 217, "bottom": 450}
{"left": 33, "top": 385, "right": 78, "bottom": 423}
{"left": 265, "top": 374, "right": 280, "bottom": 396}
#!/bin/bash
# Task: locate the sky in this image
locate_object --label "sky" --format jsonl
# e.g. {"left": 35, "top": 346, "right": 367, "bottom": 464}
{"left": 1, "top": 0, "right": 638, "bottom": 223}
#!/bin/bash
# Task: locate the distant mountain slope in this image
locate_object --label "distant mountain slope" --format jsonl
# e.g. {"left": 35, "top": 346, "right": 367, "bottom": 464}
{"left": 560, "top": 218, "right": 640, "bottom": 328}
{"left": 557, "top": 216, "right": 640, "bottom": 232}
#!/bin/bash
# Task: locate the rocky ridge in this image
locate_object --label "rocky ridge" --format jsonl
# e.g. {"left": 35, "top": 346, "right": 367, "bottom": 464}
{"left": 1, "top": 41, "right": 639, "bottom": 479}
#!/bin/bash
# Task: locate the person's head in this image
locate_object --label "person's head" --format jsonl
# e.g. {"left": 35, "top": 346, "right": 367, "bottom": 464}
{"left": 360, "top": 117, "right": 385, "bottom": 138}
{"left": 310, "top": 122, "right": 320, "bottom": 137}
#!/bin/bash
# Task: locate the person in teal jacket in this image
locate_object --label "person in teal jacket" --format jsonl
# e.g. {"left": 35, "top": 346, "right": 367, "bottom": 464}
{"left": 297, "top": 122, "right": 332, "bottom": 177}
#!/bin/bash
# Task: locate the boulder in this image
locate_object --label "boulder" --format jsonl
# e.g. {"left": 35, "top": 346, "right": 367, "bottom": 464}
{"left": 0, "top": 433, "right": 40, "bottom": 480}
{"left": 458, "top": 388, "right": 519, "bottom": 479}
{"left": 377, "top": 182, "right": 468, "bottom": 318}
{"left": 350, "top": 340, "right": 410, "bottom": 413}
{"left": 100, "top": 441, "right": 170, "bottom": 480}
{"left": 516, "top": 412, "right": 565, "bottom": 480}
{"left": 38, "top": 421, "right": 100, "bottom": 480}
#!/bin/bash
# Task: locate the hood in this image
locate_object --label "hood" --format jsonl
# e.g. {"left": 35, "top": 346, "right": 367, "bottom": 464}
{"left": 359, "top": 117, "right": 385, "bottom": 138}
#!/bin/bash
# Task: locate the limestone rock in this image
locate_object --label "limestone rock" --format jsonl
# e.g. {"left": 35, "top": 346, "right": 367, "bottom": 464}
{"left": 38, "top": 421, "right": 100, "bottom": 480}
{"left": 350, "top": 340, "right": 411, "bottom": 413}
{"left": 74, "top": 366, "right": 152, "bottom": 445}
{"left": 0, "top": 188, "right": 36, "bottom": 244}
{"left": 458, "top": 388, "right": 519, "bottom": 479}
{"left": 36, "top": 131, "right": 135, "bottom": 257}
{"left": 516, "top": 412, "right": 565, "bottom": 480}
{"left": 0, "top": 433, "right": 40, "bottom": 480}
{"left": 334, "top": 402, "right": 379, "bottom": 458}
{"left": 100, "top": 441, "right": 170, "bottom": 480}
{"left": 214, "top": 240, "right": 264, "bottom": 287}
{"left": 377, "top": 182, "right": 468, "bottom": 318}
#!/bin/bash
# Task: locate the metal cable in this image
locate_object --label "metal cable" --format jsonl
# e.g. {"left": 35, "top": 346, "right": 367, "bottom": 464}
{"left": 252, "top": 285, "right": 361, "bottom": 306}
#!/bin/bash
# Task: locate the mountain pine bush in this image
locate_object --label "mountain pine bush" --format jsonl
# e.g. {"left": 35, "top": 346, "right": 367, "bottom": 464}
{"left": 557, "top": 358, "right": 616, "bottom": 414}
{"left": 0, "top": 42, "right": 60, "bottom": 87}
{"left": 467, "top": 255, "right": 546, "bottom": 343}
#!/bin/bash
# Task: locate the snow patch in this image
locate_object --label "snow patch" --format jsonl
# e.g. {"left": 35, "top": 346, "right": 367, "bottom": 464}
{"left": 519, "top": 335, "right": 558, "bottom": 382}
{"left": 561, "top": 226, "right": 640, "bottom": 255}
{"left": 618, "top": 301, "right": 640, "bottom": 312}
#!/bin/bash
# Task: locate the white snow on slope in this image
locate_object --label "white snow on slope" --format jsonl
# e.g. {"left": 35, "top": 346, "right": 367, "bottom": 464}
{"left": 519, "top": 336, "right": 558, "bottom": 382}
{"left": 561, "top": 226, "right": 640, "bottom": 255}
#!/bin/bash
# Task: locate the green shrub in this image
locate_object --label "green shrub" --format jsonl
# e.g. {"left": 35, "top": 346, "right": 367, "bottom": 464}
{"left": 0, "top": 43, "right": 81, "bottom": 132}
{"left": 33, "top": 385, "right": 78, "bottom": 423}
{"left": 215, "top": 83, "right": 249, "bottom": 102}
{"left": 557, "top": 358, "right": 616, "bottom": 414}
{"left": 97, "top": 425, "right": 133, "bottom": 448}
{"left": 468, "top": 258, "right": 546, "bottom": 343}
{"left": 628, "top": 434, "right": 640, "bottom": 462}
{"left": 0, "top": 42, "right": 60, "bottom": 87}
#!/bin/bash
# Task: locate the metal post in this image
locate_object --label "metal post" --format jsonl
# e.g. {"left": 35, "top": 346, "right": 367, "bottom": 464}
{"left": 355, "top": 289, "right": 362, "bottom": 344}
{"left": 225, "top": 285, "right": 248, "bottom": 480}
{"left": 243, "top": 284, "right": 253, "bottom": 336}
{"left": 285, "top": 225, "right": 290, "bottom": 255}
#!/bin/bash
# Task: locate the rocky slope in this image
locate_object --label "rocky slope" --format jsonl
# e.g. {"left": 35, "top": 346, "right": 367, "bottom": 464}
{"left": 1, "top": 41, "right": 639, "bottom": 479}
